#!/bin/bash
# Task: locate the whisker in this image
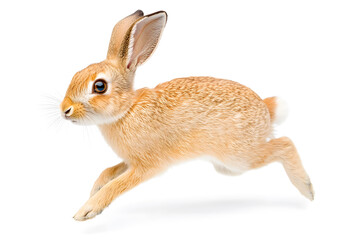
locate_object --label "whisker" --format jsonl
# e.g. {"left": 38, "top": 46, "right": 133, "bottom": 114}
{"left": 39, "top": 93, "right": 67, "bottom": 132}
{"left": 48, "top": 116, "right": 64, "bottom": 132}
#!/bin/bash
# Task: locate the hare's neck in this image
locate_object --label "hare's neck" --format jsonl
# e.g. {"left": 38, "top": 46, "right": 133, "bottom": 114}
{"left": 97, "top": 122, "right": 128, "bottom": 160}
{"left": 97, "top": 88, "right": 159, "bottom": 161}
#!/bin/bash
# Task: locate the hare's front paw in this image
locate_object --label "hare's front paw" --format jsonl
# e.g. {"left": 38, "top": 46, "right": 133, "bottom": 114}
{"left": 90, "top": 184, "right": 103, "bottom": 198}
{"left": 73, "top": 198, "right": 104, "bottom": 221}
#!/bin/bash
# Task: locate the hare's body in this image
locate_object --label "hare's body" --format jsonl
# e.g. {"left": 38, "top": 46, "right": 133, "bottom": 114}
{"left": 60, "top": 10, "right": 314, "bottom": 221}
{"left": 100, "top": 77, "right": 270, "bottom": 174}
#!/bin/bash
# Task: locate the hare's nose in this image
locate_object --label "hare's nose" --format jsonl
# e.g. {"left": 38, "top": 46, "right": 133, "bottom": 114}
{"left": 64, "top": 106, "right": 73, "bottom": 117}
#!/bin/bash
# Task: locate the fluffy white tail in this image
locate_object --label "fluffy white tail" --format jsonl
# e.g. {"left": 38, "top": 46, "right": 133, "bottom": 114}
{"left": 263, "top": 97, "right": 289, "bottom": 125}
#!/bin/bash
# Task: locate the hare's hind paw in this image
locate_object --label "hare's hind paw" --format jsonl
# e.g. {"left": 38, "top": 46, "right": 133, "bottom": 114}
{"left": 286, "top": 172, "right": 314, "bottom": 201}
{"left": 298, "top": 179, "right": 315, "bottom": 201}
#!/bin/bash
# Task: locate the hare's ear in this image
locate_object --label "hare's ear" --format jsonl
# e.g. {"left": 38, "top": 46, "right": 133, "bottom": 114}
{"left": 107, "top": 10, "right": 144, "bottom": 61}
{"left": 123, "top": 11, "right": 167, "bottom": 71}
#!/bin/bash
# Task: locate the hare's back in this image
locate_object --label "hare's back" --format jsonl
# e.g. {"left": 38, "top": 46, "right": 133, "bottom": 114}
{"left": 155, "top": 77, "right": 266, "bottom": 113}
{"left": 154, "top": 76, "right": 271, "bottom": 145}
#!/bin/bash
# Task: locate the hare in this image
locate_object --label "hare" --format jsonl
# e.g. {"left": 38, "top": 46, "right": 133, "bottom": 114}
{"left": 60, "top": 10, "right": 314, "bottom": 221}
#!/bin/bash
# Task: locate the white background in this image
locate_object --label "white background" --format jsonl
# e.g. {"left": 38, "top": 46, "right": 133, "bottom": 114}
{"left": 0, "top": 0, "right": 359, "bottom": 239}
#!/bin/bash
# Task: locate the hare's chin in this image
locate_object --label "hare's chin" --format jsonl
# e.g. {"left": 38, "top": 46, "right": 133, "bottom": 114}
{"left": 73, "top": 113, "right": 124, "bottom": 126}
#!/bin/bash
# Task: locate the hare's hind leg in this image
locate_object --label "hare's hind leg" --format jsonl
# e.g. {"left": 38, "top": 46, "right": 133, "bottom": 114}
{"left": 252, "top": 137, "right": 314, "bottom": 200}
{"left": 211, "top": 154, "right": 251, "bottom": 176}
{"left": 213, "top": 162, "right": 244, "bottom": 176}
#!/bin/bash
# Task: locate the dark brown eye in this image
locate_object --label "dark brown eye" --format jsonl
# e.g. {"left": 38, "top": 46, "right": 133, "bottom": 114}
{"left": 93, "top": 79, "right": 107, "bottom": 94}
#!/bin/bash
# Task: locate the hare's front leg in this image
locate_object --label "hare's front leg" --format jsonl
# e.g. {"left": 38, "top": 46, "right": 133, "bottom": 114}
{"left": 90, "top": 162, "right": 128, "bottom": 197}
{"left": 73, "top": 167, "right": 145, "bottom": 221}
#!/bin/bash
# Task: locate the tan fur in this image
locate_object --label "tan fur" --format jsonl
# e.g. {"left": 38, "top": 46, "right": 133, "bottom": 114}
{"left": 107, "top": 10, "right": 144, "bottom": 62}
{"left": 60, "top": 11, "right": 314, "bottom": 221}
{"left": 263, "top": 96, "right": 277, "bottom": 124}
{"left": 89, "top": 162, "right": 128, "bottom": 197}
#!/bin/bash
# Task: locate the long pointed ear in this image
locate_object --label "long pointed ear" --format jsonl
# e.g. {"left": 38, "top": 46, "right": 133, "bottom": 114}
{"left": 107, "top": 10, "right": 144, "bottom": 61}
{"left": 123, "top": 11, "right": 167, "bottom": 71}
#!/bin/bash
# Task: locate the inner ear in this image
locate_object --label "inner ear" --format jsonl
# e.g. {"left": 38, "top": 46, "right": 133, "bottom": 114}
{"left": 125, "top": 11, "right": 167, "bottom": 70}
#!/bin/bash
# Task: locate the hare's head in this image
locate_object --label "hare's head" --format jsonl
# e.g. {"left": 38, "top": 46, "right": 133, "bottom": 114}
{"left": 60, "top": 10, "right": 167, "bottom": 125}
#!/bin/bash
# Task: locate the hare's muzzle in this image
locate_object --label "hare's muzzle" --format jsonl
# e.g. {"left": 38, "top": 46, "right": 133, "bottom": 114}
{"left": 60, "top": 97, "right": 74, "bottom": 118}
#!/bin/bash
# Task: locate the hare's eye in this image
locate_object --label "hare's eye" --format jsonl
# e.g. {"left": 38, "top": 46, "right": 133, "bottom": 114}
{"left": 93, "top": 79, "right": 107, "bottom": 94}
